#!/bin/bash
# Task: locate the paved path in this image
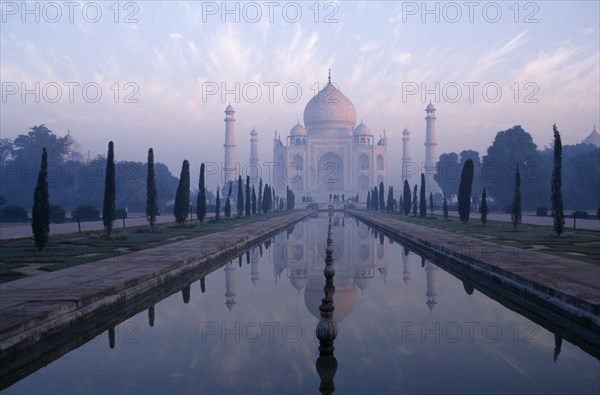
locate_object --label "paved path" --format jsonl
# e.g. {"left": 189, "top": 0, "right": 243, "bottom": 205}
{"left": 0, "top": 211, "right": 312, "bottom": 352}
{"left": 351, "top": 210, "right": 600, "bottom": 320}
{"left": 445, "top": 210, "right": 600, "bottom": 231}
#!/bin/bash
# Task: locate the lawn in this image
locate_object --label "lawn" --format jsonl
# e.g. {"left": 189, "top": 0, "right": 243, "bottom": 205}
{"left": 0, "top": 212, "right": 290, "bottom": 283}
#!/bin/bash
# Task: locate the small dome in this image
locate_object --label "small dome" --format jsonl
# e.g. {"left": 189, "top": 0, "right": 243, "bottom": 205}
{"left": 426, "top": 102, "right": 436, "bottom": 111}
{"left": 402, "top": 126, "right": 410, "bottom": 135}
{"left": 290, "top": 120, "right": 307, "bottom": 137}
{"left": 353, "top": 120, "right": 371, "bottom": 136}
{"left": 354, "top": 276, "right": 372, "bottom": 291}
{"left": 225, "top": 103, "right": 235, "bottom": 113}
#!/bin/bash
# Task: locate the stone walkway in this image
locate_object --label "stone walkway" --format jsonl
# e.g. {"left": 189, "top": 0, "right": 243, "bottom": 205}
{"left": 0, "top": 211, "right": 312, "bottom": 353}
{"left": 350, "top": 210, "right": 600, "bottom": 323}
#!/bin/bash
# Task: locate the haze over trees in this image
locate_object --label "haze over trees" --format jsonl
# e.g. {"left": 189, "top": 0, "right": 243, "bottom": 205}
{"left": 437, "top": 124, "right": 599, "bottom": 211}
{"left": 0, "top": 125, "right": 178, "bottom": 217}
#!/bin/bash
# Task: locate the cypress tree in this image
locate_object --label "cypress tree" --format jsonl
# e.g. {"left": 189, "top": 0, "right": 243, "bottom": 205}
{"left": 146, "top": 148, "right": 158, "bottom": 230}
{"left": 103, "top": 141, "right": 116, "bottom": 238}
{"left": 245, "top": 176, "right": 251, "bottom": 216}
{"left": 480, "top": 187, "right": 488, "bottom": 226}
{"left": 387, "top": 186, "right": 394, "bottom": 212}
{"left": 224, "top": 182, "right": 232, "bottom": 218}
{"left": 458, "top": 159, "right": 474, "bottom": 223}
{"left": 379, "top": 181, "right": 385, "bottom": 211}
{"left": 367, "top": 191, "right": 371, "bottom": 210}
{"left": 173, "top": 160, "right": 190, "bottom": 224}
{"left": 197, "top": 163, "right": 207, "bottom": 223}
{"left": 412, "top": 185, "right": 418, "bottom": 216}
{"left": 429, "top": 192, "right": 434, "bottom": 218}
{"left": 552, "top": 124, "right": 564, "bottom": 236}
{"left": 215, "top": 188, "right": 220, "bottom": 221}
{"left": 512, "top": 164, "right": 522, "bottom": 232}
{"left": 262, "top": 183, "right": 269, "bottom": 213}
{"left": 251, "top": 185, "right": 257, "bottom": 215}
{"left": 237, "top": 175, "right": 244, "bottom": 217}
{"left": 419, "top": 173, "right": 426, "bottom": 217}
{"left": 32, "top": 147, "right": 50, "bottom": 250}
{"left": 403, "top": 180, "right": 411, "bottom": 216}
{"left": 443, "top": 194, "right": 449, "bottom": 219}
{"left": 373, "top": 186, "right": 379, "bottom": 210}
{"left": 258, "top": 178, "right": 263, "bottom": 214}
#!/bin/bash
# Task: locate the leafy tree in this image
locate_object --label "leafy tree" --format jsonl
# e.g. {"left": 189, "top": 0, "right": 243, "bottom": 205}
{"left": 458, "top": 159, "right": 474, "bottom": 223}
{"left": 224, "top": 182, "right": 232, "bottom": 218}
{"left": 512, "top": 165, "right": 522, "bottom": 231}
{"left": 245, "top": 176, "right": 251, "bottom": 216}
{"left": 103, "top": 141, "right": 116, "bottom": 238}
{"left": 551, "top": 124, "right": 564, "bottom": 236}
{"left": 237, "top": 175, "right": 244, "bottom": 217}
{"left": 32, "top": 148, "right": 50, "bottom": 250}
{"left": 0, "top": 138, "right": 14, "bottom": 163}
{"left": 251, "top": 185, "right": 257, "bottom": 214}
{"left": 412, "top": 185, "right": 417, "bottom": 216}
{"left": 480, "top": 187, "right": 488, "bottom": 226}
{"left": 482, "top": 125, "right": 547, "bottom": 209}
{"left": 197, "top": 163, "right": 207, "bottom": 223}
{"left": 379, "top": 181, "right": 385, "bottom": 211}
{"left": 443, "top": 194, "right": 448, "bottom": 219}
{"left": 435, "top": 152, "right": 460, "bottom": 199}
{"left": 72, "top": 205, "right": 100, "bottom": 221}
{"left": 0, "top": 205, "right": 28, "bottom": 222}
{"left": 146, "top": 148, "right": 158, "bottom": 230}
{"left": 173, "top": 159, "right": 190, "bottom": 224}
{"left": 215, "top": 188, "right": 220, "bottom": 220}
{"left": 403, "top": 180, "right": 411, "bottom": 215}
{"left": 419, "top": 174, "right": 426, "bottom": 217}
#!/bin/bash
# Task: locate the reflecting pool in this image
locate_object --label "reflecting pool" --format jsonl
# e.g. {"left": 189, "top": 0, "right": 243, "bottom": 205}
{"left": 3, "top": 213, "right": 599, "bottom": 394}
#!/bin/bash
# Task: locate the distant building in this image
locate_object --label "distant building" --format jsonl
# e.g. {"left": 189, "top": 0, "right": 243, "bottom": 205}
{"left": 582, "top": 125, "right": 599, "bottom": 147}
{"left": 63, "top": 130, "right": 89, "bottom": 163}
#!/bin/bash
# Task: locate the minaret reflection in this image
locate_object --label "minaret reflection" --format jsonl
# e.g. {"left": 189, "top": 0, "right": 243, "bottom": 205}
{"left": 225, "top": 261, "right": 237, "bottom": 312}
{"left": 402, "top": 246, "right": 411, "bottom": 286}
{"left": 425, "top": 260, "right": 438, "bottom": 312}
{"left": 315, "top": 214, "right": 338, "bottom": 395}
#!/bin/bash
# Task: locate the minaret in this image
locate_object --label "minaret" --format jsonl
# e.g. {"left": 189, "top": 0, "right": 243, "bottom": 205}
{"left": 224, "top": 261, "right": 237, "bottom": 312}
{"left": 424, "top": 260, "right": 438, "bottom": 312}
{"left": 249, "top": 127, "right": 259, "bottom": 184}
{"left": 223, "top": 103, "right": 237, "bottom": 183}
{"left": 424, "top": 103, "right": 442, "bottom": 198}
{"left": 401, "top": 126, "right": 411, "bottom": 182}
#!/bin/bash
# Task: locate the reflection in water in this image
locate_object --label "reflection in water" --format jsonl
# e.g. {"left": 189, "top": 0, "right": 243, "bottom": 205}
{"left": 224, "top": 262, "right": 237, "bottom": 312}
{"left": 3, "top": 212, "right": 598, "bottom": 394}
{"left": 181, "top": 285, "right": 191, "bottom": 304}
{"left": 315, "top": 214, "right": 338, "bottom": 395}
{"left": 148, "top": 306, "right": 155, "bottom": 327}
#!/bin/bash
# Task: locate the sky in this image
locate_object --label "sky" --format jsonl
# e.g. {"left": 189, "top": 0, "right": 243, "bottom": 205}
{"left": 1, "top": 0, "right": 599, "bottom": 186}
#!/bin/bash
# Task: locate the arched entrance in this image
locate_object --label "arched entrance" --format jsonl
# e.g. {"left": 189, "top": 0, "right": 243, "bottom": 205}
{"left": 318, "top": 152, "right": 344, "bottom": 193}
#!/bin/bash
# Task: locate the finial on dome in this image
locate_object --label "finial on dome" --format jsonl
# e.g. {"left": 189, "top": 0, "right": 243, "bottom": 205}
{"left": 328, "top": 69, "right": 331, "bottom": 84}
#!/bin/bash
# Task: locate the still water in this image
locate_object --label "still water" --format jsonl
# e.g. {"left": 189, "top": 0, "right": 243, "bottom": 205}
{"left": 3, "top": 213, "right": 599, "bottom": 394}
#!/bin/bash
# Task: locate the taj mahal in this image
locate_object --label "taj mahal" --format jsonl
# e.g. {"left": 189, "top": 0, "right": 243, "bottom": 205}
{"left": 222, "top": 71, "right": 443, "bottom": 204}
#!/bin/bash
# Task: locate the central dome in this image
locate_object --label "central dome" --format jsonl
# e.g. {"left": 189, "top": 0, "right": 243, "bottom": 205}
{"left": 303, "top": 80, "right": 357, "bottom": 135}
